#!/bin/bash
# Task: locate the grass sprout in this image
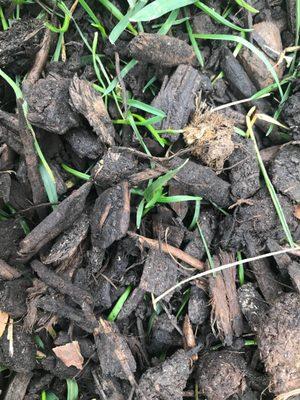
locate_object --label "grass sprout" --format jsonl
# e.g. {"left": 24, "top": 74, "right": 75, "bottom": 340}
{"left": 107, "top": 285, "right": 132, "bottom": 321}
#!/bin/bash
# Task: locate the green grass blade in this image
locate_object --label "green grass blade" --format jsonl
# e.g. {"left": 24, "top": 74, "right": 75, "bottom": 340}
{"left": 79, "top": 0, "right": 107, "bottom": 38}
{"left": 184, "top": 8, "right": 204, "bottom": 68}
{"left": 39, "top": 164, "right": 58, "bottom": 207}
{"left": 157, "top": 9, "right": 179, "bottom": 34}
{"left": 234, "top": 0, "right": 259, "bottom": 13}
{"left": 128, "top": 99, "right": 165, "bottom": 117}
{"left": 189, "top": 199, "right": 201, "bottom": 229}
{"left": 102, "top": 59, "right": 138, "bottom": 96}
{"left": 107, "top": 286, "right": 132, "bottom": 321}
{"left": 109, "top": 0, "right": 148, "bottom": 43}
{"left": 61, "top": 164, "right": 91, "bottom": 180}
{"left": 136, "top": 198, "right": 145, "bottom": 228}
{"left": 0, "top": 6, "right": 8, "bottom": 30}
{"left": 130, "top": 0, "right": 196, "bottom": 22}
{"left": 143, "top": 159, "right": 188, "bottom": 201}
{"left": 175, "top": 288, "right": 190, "bottom": 318}
{"left": 66, "top": 379, "right": 78, "bottom": 400}
{"left": 237, "top": 251, "right": 244, "bottom": 285}
{"left": 158, "top": 195, "right": 202, "bottom": 203}
{"left": 194, "top": 33, "right": 283, "bottom": 98}
{"left": 132, "top": 113, "right": 166, "bottom": 146}
{"left": 195, "top": 1, "right": 252, "bottom": 32}
{"left": 98, "top": 0, "right": 138, "bottom": 35}
{"left": 197, "top": 222, "right": 214, "bottom": 270}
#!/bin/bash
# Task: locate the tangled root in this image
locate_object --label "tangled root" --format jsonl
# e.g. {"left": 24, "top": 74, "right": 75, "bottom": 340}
{"left": 184, "top": 99, "right": 235, "bottom": 172}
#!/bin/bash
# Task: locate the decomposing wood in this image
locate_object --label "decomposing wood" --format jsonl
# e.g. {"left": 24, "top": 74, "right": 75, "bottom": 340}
{"left": 18, "top": 181, "right": 92, "bottom": 259}
{"left": 287, "top": 262, "right": 300, "bottom": 293}
{"left": 3, "top": 372, "right": 33, "bottom": 400}
{"left": 92, "top": 181, "right": 130, "bottom": 249}
{"left": 150, "top": 65, "right": 202, "bottom": 142}
{"left": 42, "top": 213, "right": 89, "bottom": 264}
{"left": 96, "top": 318, "right": 139, "bottom": 391}
{"left": 128, "top": 231, "right": 204, "bottom": 270}
{"left": 247, "top": 241, "right": 283, "bottom": 303}
{"left": 209, "top": 252, "right": 243, "bottom": 346}
{"left": 31, "top": 260, "right": 93, "bottom": 306}
{"left": 0, "top": 259, "right": 21, "bottom": 280}
{"left": 238, "top": 283, "right": 269, "bottom": 332}
{"left": 69, "top": 75, "right": 115, "bottom": 146}
{"left": 37, "top": 296, "right": 96, "bottom": 333}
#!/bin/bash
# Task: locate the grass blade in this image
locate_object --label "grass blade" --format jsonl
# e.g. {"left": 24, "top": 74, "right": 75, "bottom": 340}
{"left": 195, "top": 1, "right": 252, "bottom": 32}
{"left": 157, "top": 9, "right": 179, "bottom": 34}
{"left": 102, "top": 59, "right": 138, "bottom": 96}
{"left": 109, "top": 0, "right": 148, "bottom": 44}
{"left": 61, "top": 164, "right": 91, "bottom": 181}
{"left": 98, "top": 0, "right": 137, "bottom": 34}
{"left": 39, "top": 164, "right": 58, "bottom": 208}
{"left": 158, "top": 195, "right": 202, "bottom": 203}
{"left": 66, "top": 379, "right": 78, "bottom": 400}
{"left": 107, "top": 286, "right": 132, "bottom": 321}
{"left": 234, "top": 0, "right": 259, "bottom": 13}
{"left": 143, "top": 159, "right": 188, "bottom": 201}
{"left": 130, "top": 0, "right": 196, "bottom": 22}
{"left": 194, "top": 33, "right": 283, "bottom": 98}
{"left": 184, "top": 8, "right": 204, "bottom": 68}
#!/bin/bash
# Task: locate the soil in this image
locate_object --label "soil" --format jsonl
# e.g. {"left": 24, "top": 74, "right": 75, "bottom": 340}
{"left": 0, "top": 2, "right": 299, "bottom": 400}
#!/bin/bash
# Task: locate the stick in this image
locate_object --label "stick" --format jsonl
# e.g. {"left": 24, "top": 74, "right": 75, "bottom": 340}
{"left": 128, "top": 232, "right": 204, "bottom": 270}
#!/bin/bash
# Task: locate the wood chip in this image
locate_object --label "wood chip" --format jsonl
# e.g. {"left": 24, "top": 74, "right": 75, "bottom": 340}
{"left": 183, "top": 314, "right": 198, "bottom": 362}
{"left": 0, "top": 311, "right": 9, "bottom": 338}
{"left": 52, "top": 341, "right": 84, "bottom": 370}
{"left": 69, "top": 75, "right": 115, "bottom": 146}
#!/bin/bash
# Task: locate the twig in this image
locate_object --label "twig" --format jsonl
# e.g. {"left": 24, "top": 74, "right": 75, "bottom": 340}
{"left": 128, "top": 232, "right": 204, "bottom": 270}
{"left": 25, "top": 27, "right": 52, "bottom": 85}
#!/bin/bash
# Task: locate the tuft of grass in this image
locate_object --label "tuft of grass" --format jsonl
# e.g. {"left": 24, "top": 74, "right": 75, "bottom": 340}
{"left": 107, "top": 285, "right": 132, "bottom": 321}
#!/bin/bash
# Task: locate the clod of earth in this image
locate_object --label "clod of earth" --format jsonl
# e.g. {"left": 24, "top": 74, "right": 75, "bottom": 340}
{"left": 197, "top": 351, "right": 247, "bottom": 400}
{"left": 128, "top": 33, "right": 197, "bottom": 67}
{"left": 257, "top": 293, "right": 300, "bottom": 394}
